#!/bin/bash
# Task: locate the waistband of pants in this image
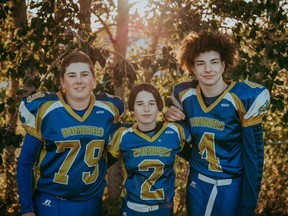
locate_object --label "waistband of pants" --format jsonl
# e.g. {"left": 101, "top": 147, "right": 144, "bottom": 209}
{"left": 198, "top": 173, "right": 232, "bottom": 186}
{"left": 127, "top": 201, "right": 158, "bottom": 212}
{"left": 34, "top": 190, "right": 101, "bottom": 202}
{"left": 124, "top": 198, "right": 173, "bottom": 213}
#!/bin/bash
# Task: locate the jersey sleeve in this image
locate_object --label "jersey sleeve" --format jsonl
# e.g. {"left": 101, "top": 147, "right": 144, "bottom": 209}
{"left": 238, "top": 124, "right": 265, "bottom": 215}
{"left": 242, "top": 88, "right": 270, "bottom": 127}
{"left": 171, "top": 84, "right": 183, "bottom": 110}
{"left": 171, "top": 80, "right": 197, "bottom": 110}
{"left": 172, "top": 121, "right": 192, "bottom": 161}
{"left": 96, "top": 93, "right": 125, "bottom": 123}
{"left": 17, "top": 133, "right": 43, "bottom": 214}
{"left": 18, "top": 92, "right": 57, "bottom": 139}
{"left": 238, "top": 82, "right": 270, "bottom": 214}
{"left": 173, "top": 121, "right": 192, "bottom": 148}
{"left": 107, "top": 127, "right": 126, "bottom": 159}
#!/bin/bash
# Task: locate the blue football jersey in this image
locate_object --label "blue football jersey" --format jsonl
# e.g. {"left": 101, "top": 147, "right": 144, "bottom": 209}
{"left": 18, "top": 91, "right": 124, "bottom": 200}
{"left": 108, "top": 122, "right": 191, "bottom": 205}
{"left": 172, "top": 80, "right": 270, "bottom": 179}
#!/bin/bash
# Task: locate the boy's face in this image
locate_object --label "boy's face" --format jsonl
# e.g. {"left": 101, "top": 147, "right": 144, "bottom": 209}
{"left": 192, "top": 50, "right": 225, "bottom": 87}
{"left": 133, "top": 90, "right": 158, "bottom": 131}
{"left": 60, "top": 62, "right": 96, "bottom": 104}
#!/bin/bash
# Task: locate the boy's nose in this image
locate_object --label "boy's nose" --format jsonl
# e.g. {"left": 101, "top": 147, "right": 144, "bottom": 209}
{"left": 75, "top": 76, "right": 83, "bottom": 83}
{"left": 205, "top": 63, "right": 212, "bottom": 72}
{"left": 144, "top": 105, "right": 149, "bottom": 111}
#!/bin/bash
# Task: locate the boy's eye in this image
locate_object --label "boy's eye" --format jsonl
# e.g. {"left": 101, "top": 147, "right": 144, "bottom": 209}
{"left": 195, "top": 62, "right": 204, "bottom": 66}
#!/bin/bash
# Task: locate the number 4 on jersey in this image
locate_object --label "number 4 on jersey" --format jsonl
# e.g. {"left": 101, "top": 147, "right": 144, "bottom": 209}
{"left": 198, "top": 132, "right": 223, "bottom": 172}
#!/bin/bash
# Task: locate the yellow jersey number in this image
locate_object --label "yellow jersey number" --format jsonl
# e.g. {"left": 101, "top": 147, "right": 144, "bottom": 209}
{"left": 198, "top": 132, "right": 223, "bottom": 172}
{"left": 53, "top": 140, "right": 104, "bottom": 185}
{"left": 139, "top": 159, "right": 165, "bottom": 200}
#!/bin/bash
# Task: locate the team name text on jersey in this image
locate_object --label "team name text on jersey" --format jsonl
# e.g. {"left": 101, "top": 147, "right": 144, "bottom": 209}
{"left": 61, "top": 126, "right": 104, "bottom": 138}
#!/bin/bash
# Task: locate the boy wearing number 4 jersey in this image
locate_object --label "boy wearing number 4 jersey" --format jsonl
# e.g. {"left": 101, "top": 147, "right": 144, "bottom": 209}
{"left": 17, "top": 51, "right": 124, "bottom": 216}
{"left": 165, "top": 31, "right": 270, "bottom": 216}
{"left": 108, "top": 83, "right": 191, "bottom": 216}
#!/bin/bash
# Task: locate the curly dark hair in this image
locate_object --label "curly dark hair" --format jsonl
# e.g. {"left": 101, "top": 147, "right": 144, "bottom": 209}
{"left": 177, "top": 30, "right": 238, "bottom": 74}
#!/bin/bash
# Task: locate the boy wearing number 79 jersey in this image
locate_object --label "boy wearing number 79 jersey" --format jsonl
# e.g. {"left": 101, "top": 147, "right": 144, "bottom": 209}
{"left": 17, "top": 51, "right": 124, "bottom": 216}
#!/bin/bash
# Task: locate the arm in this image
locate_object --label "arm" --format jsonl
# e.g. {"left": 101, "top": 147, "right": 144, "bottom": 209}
{"left": 237, "top": 123, "right": 264, "bottom": 216}
{"left": 17, "top": 133, "right": 42, "bottom": 215}
{"left": 107, "top": 127, "right": 125, "bottom": 167}
{"left": 165, "top": 82, "right": 194, "bottom": 122}
{"left": 174, "top": 121, "right": 192, "bottom": 161}
{"left": 237, "top": 85, "right": 270, "bottom": 215}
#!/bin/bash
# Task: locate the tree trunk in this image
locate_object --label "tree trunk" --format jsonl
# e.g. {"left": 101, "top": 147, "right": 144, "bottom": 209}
{"left": 79, "top": 0, "right": 92, "bottom": 37}
{"left": 4, "top": 0, "right": 28, "bottom": 212}
{"left": 107, "top": 0, "right": 130, "bottom": 209}
{"left": 10, "top": 0, "right": 27, "bottom": 107}
{"left": 113, "top": 0, "right": 129, "bottom": 67}
{"left": 144, "top": 12, "right": 165, "bottom": 83}
{"left": 272, "top": 0, "right": 279, "bottom": 8}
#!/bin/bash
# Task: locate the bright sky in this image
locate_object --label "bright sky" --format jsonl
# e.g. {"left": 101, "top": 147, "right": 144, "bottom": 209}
{"left": 90, "top": 0, "right": 149, "bottom": 31}
{"left": 129, "top": 0, "right": 149, "bottom": 17}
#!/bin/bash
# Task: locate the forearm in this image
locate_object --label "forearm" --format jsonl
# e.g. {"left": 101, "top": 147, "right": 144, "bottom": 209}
{"left": 238, "top": 124, "right": 264, "bottom": 215}
{"left": 17, "top": 158, "right": 35, "bottom": 214}
{"left": 17, "top": 134, "right": 42, "bottom": 214}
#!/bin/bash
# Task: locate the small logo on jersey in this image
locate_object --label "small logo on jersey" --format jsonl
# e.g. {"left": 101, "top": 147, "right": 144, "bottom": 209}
{"left": 158, "top": 139, "right": 162, "bottom": 142}
{"left": 190, "top": 181, "right": 197, "bottom": 188}
{"left": 258, "top": 100, "right": 270, "bottom": 114}
{"left": 221, "top": 103, "right": 230, "bottom": 107}
{"left": 96, "top": 111, "right": 104, "bottom": 114}
{"left": 165, "top": 130, "right": 174, "bottom": 134}
{"left": 122, "top": 212, "right": 127, "bottom": 216}
{"left": 42, "top": 199, "right": 52, "bottom": 207}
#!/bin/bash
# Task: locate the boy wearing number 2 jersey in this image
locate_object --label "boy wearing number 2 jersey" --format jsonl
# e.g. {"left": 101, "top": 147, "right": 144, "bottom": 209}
{"left": 108, "top": 83, "right": 191, "bottom": 216}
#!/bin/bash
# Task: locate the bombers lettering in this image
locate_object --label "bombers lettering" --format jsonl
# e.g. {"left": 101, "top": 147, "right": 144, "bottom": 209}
{"left": 190, "top": 117, "right": 225, "bottom": 131}
{"left": 133, "top": 146, "right": 171, "bottom": 157}
{"left": 61, "top": 126, "right": 104, "bottom": 138}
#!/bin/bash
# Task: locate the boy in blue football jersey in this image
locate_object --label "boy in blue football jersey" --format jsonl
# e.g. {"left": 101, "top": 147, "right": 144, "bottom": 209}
{"left": 17, "top": 51, "right": 124, "bottom": 216}
{"left": 165, "top": 31, "right": 270, "bottom": 216}
{"left": 108, "top": 83, "right": 191, "bottom": 216}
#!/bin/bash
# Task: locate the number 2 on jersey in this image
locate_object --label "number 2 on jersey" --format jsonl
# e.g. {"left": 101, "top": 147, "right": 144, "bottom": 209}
{"left": 53, "top": 140, "right": 104, "bottom": 185}
{"left": 139, "top": 159, "right": 165, "bottom": 200}
{"left": 198, "top": 132, "right": 223, "bottom": 172}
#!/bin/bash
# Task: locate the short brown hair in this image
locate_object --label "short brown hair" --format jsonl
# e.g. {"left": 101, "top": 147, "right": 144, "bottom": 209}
{"left": 60, "top": 51, "right": 95, "bottom": 78}
{"left": 128, "top": 83, "right": 164, "bottom": 111}
{"left": 177, "top": 30, "right": 238, "bottom": 73}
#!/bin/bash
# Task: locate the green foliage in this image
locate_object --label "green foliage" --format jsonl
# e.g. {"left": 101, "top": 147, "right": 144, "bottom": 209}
{"left": 0, "top": 126, "right": 22, "bottom": 151}
{"left": 0, "top": 146, "right": 20, "bottom": 216}
{"left": 257, "top": 144, "right": 288, "bottom": 216}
